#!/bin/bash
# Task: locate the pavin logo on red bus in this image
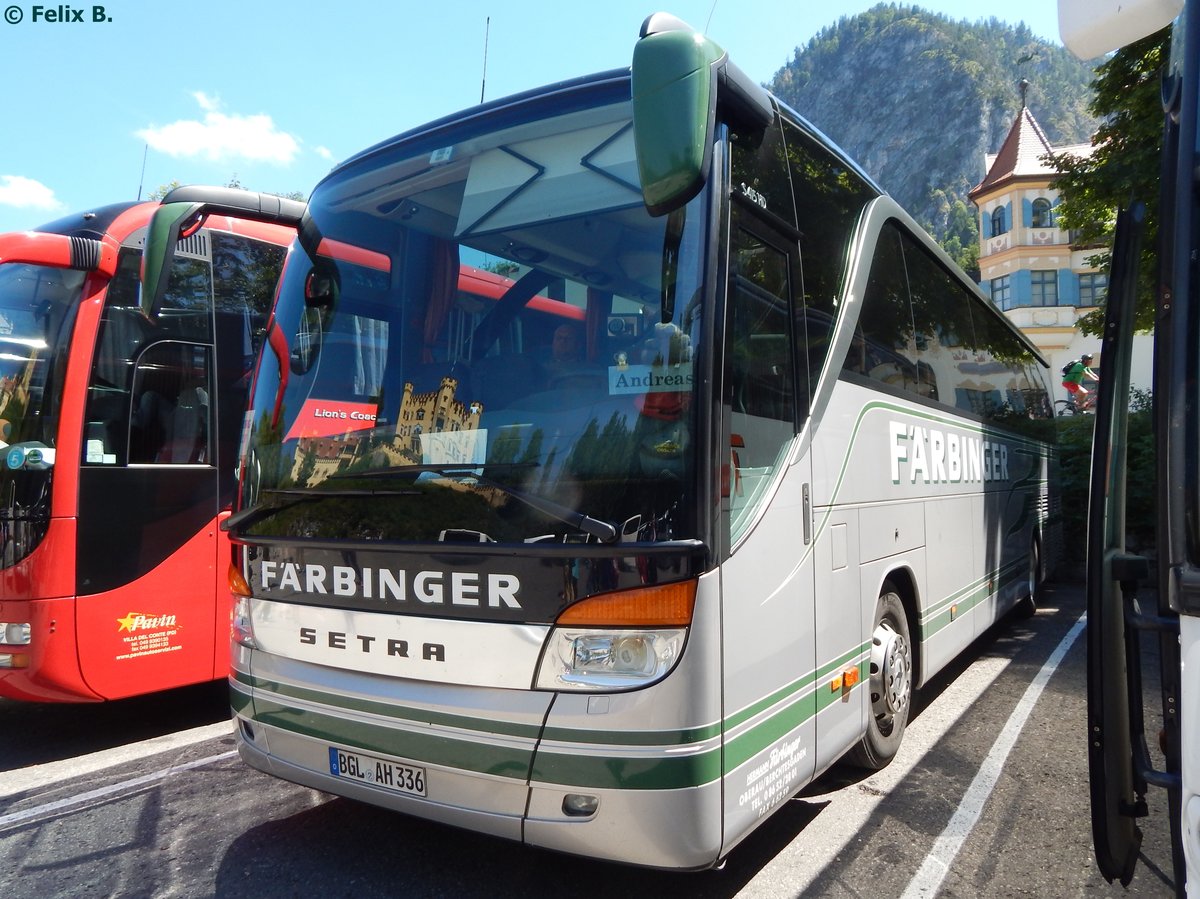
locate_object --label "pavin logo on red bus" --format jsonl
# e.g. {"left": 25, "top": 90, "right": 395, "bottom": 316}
{"left": 116, "top": 612, "right": 179, "bottom": 632}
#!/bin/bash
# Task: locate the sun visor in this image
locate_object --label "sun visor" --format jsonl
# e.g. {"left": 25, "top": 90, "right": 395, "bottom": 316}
{"left": 456, "top": 122, "right": 640, "bottom": 238}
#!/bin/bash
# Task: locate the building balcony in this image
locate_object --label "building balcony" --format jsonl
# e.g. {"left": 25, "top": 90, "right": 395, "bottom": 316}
{"left": 982, "top": 228, "right": 1072, "bottom": 258}
{"left": 985, "top": 233, "right": 1012, "bottom": 256}
{"left": 1022, "top": 227, "right": 1069, "bottom": 247}
{"left": 1004, "top": 305, "right": 1081, "bottom": 330}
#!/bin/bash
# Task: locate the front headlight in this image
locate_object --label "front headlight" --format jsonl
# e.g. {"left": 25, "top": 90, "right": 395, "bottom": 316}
{"left": 231, "top": 595, "right": 257, "bottom": 648}
{"left": 0, "top": 622, "right": 31, "bottom": 646}
{"left": 536, "top": 627, "right": 686, "bottom": 690}
{"left": 534, "top": 580, "right": 696, "bottom": 691}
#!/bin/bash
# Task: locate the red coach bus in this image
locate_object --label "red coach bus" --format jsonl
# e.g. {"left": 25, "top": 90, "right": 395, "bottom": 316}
{"left": 0, "top": 196, "right": 298, "bottom": 700}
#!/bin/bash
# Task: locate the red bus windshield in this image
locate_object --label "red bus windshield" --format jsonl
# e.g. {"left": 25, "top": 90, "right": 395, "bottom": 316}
{"left": 0, "top": 263, "right": 85, "bottom": 566}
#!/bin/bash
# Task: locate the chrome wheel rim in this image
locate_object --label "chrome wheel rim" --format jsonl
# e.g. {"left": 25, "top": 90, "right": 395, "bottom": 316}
{"left": 869, "top": 619, "right": 911, "bottom": 735}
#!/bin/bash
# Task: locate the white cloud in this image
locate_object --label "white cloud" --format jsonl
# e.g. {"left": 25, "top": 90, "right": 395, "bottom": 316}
{"left": 0, "top": 175, "right": 64, "bottom": 211}
{"left": 137, "top": 94, "right": 300, "bottom": 165}
{"left": 315, "top": 146, "right": 334, "bottom": 161}
{"left": 193, "top": 90, "right": 219, "bottom": 112}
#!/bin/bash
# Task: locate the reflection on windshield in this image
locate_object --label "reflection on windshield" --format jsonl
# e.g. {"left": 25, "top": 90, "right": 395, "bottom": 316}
{"left": 0, "top": 262, "right": 85, "bottom": 568}
{"left": 0, "top": 264, "right": 83, "bottom": 448}
{"left": 242, "top": 98, "right": 707, "bottom": 545}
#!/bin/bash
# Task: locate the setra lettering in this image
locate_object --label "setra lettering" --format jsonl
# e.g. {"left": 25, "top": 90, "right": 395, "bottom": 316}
{"left": 299, "top": 627, "right": 439, "bottom": 662}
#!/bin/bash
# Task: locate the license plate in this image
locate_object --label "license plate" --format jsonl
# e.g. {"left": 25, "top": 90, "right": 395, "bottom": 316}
{"left": 328, "top": 747, "right": 427, "bottom": 797}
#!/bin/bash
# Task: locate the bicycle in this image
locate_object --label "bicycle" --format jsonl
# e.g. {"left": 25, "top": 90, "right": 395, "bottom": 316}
{"left": 1055, "top": 395, "right": 1094, "bottom": 415}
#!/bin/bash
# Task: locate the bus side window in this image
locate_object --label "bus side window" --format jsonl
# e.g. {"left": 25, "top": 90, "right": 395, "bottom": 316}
{"left": 726, "top": 220, "right": 796, "bottom": 541}
{"left": 968, "top": 305, "right": 1054, "bottom": 432}
{"left": 844, "top": 223, "right": 923, "bottom": 397}
{"left": 83, "top": 248, "right": 146, "bottom": 465}
{"left": 210, "top": 233, "right": 286, "bottom": 487}
{"left": 85, "top": 241, "right": 218, "bottom": 466}
{"left": 902, "top": 233, "right": 979, "bottom": 412}
{"left": 128, "top": 342, "right": 212, "bottom": 465}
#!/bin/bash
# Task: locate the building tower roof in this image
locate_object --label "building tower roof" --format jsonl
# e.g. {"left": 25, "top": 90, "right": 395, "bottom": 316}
{"left": 969, "top": 100, "right": 1061, "bottom": 200}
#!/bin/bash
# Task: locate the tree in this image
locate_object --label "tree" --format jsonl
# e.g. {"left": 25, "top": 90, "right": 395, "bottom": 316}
{"left": 932, "top": 194, "right": 981, "bottom": 279}
{"left": 146, "top": 175, "right": 305, "bottom": 203}
{"left": 146, "top": 180, "right": 182, "bottom": 201}
{"left": 1049, "top": 28, "right": 1169, "bottom": 335}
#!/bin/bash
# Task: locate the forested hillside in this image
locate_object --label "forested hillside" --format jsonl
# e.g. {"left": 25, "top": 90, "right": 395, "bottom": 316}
{"left": 768, "top": 4, "right": 1100, "bottom": 265}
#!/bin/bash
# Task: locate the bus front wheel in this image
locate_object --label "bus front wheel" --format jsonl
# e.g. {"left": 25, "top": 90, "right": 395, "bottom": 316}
{"left": 850, "top": 587, "right": 912, "bottom": 770}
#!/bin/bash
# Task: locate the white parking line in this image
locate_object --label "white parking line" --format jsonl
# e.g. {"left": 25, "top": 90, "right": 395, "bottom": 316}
{"left": 900, "top": 612, "right": 1087, "bottom": 898}
{"left": 0, "top": 750, "right": 237, "bottom": 829}
{"left": 0, "top": 720, "right": 234, "bottom": 800}
{"left": 737, "top": 651, "right": 1016, "bottom": 896}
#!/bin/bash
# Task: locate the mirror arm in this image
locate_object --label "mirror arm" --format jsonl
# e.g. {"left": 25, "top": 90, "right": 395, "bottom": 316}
{"left": 160, "top": 186, "right": 305, "bottom": 229}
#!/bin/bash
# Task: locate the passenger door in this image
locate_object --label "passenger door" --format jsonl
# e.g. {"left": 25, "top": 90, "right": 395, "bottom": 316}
{"left": 720, "top": 202, "right": 818, "bottom": 840}
{"left": 76, "top": 242, "right": 220, "bottom": 698}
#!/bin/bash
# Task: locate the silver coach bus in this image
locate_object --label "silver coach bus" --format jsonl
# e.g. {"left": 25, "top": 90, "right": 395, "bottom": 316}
{"left": 142, "top": 13, "right": 1059, "bottom": 869}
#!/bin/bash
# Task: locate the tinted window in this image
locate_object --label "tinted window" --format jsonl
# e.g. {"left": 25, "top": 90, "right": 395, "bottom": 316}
{"left": 84, "top": 233, "right": 285, "bottom": 467}
{"left": 781, "top": 117, "right": 875, "bottom": 318}
{"left": 843, "top": 223, "right": 923, "bottom": 398}
{"left": 839, "top": 220, "right": 1051, "bottom": 432}
{"left": 129, "top": 342, "right": 212, "bottom": 464}
{"left": 967, "top": 306, "right": 1052, "bottom": 428}
{"left": 726, "top": 219, "right": 796, "bottom": 542}
{"left": 903, "top": 232, "right": 978, "bottom": 412}
{"left": 730, "top": 117, "right": 795, "bottom": 230}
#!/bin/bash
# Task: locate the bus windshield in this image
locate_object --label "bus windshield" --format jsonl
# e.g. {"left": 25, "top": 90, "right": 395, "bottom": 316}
{"left": 0, "top": 263, "right": 83, "bottom": 450}
{"left": 242, "top": 96, "right": 709, "bottom": 545}
{"left": 0, "top": 262, "right": 84, "bottom": 566}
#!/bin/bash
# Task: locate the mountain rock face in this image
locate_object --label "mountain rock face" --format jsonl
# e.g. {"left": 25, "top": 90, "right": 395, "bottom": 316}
{"left": 768, "top": 4, "right": 1099, "bottom": 241}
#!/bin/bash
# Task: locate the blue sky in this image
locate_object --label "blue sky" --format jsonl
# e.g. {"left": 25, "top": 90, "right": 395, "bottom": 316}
{"left": 0, "top": 0, "right": 1070, "bottom": 234}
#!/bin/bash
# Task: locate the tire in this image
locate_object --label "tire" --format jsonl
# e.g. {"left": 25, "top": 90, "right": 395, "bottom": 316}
{"left": 1016, "top": 536, "right": 1041, "bottom": 618}
{"left": 849, "top": 587, "right": 913, "bottom": 770}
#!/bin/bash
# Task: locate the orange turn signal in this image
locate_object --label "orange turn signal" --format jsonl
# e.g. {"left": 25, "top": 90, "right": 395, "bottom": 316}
{"left": 555, "top": 580, "right": 697, "bottom": 627}
{"left": 228, "top": 564, "right": 252, "bottom": 597}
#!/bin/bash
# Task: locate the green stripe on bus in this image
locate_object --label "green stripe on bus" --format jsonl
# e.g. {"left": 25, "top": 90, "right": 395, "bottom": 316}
{"left": 235, "top": 670, "right": 542, "bottom": 741}
{"left": 251, "top": 695, "right": 536, "bottom": 780}
{"left": 230, "top": 680, "right": 252, "bottom": 715}
{"left": 724, "top": 689, "right": 818, "bottom": 773}
{"left": 721, "top": 643, "right": 866, "bottom": 736}
{"left": 246, "top": 674, "right": 843, "bottom": 789}
{"left": 247, "top": 689, "right": 722, "bottom": 790}
{"left": 529, "top": 745, "right": 723, "bottom": 790}
{"left": 918, "top": 561, "right": 1027, "bottom": 637}
{"left": 235, "top": 669, "right": 720, "bottom": 747}
{"left": 539, "top": 719, "right": 722, "bottom": 745}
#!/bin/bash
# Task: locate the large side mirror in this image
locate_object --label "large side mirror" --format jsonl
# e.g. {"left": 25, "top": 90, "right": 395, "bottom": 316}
{"left": 632, "top": 13, "right": 773, "bottom": 217}
{"left": 140, "top": 201, "right": 205, "bottom": 316}
{"left": 632, "top": 17, "right": 723, "bottom": 217}
{"left": 141, "top": 186, "right": 305, "bottom": 316}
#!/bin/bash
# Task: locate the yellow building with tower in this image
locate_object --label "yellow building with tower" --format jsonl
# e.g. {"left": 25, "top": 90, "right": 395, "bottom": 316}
{"left": 969, "top": 84, "right": 1152, "bottom": 407}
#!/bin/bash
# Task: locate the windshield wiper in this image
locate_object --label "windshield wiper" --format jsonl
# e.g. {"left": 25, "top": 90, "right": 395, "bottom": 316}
{"left": 222, "top": 486, "right": 421, "bottom": 534}
{"left": 331, "top": 464, "right": 620, "bottom": 543}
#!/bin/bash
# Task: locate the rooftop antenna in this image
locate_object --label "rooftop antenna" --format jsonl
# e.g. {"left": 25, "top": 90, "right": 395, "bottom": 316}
{"left": 480, "top": 17, "right": 490, "bottom": 104}
{"left": 704, "top": 0, "right": 718, "bottom": 32}
{"left": 136, "top": 143, "right": 148, "bottom": 201}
